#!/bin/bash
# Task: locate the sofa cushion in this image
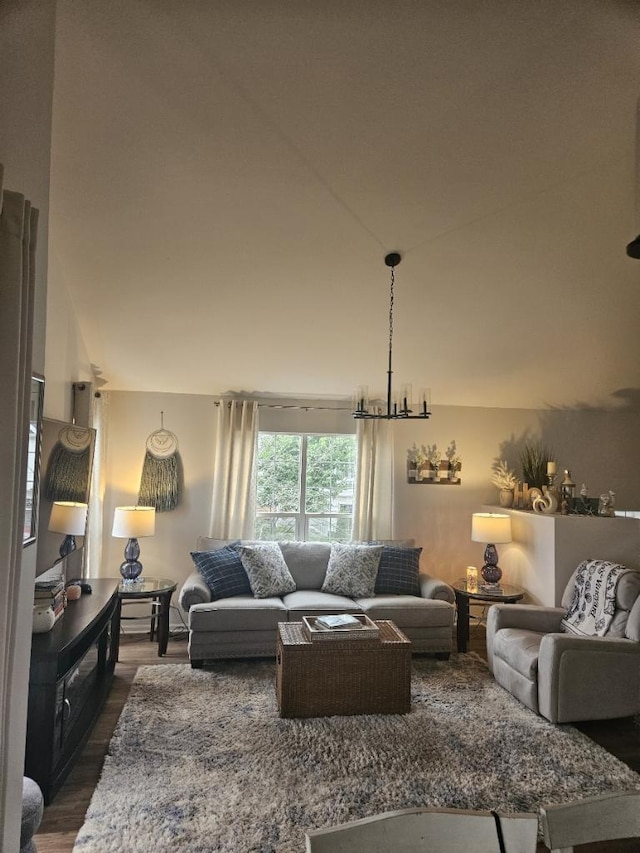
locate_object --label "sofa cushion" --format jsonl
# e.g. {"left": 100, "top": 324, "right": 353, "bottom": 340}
{"left": 279, "top": 541, "right": 331, "bottom": 589}
{"left": 375, "top": 546, "right": 422, "bottom": 595}
{"left": 238, "top": 542, "right": 297, "bottom": 598}
{"left": 190, "top": 544, "right": 251, "bottom": 599}
{"left": 492, "top": 627, "right": 543, "bottom": 679}
{"left": 322, "top": 542, "right": 383, "bottom": 598}
{"left": 188, "top": 596, "right": 287, "bottom": 632}
{"left": 357, "top": 596, "right": 453, "bottom": 628}
{"left": 283, "top": 590, "right": 363, "bottom": 614}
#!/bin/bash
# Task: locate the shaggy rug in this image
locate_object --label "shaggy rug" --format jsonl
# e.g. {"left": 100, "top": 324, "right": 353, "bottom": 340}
{"left": 73, "top": 654, "right": 640, "bottom": 852}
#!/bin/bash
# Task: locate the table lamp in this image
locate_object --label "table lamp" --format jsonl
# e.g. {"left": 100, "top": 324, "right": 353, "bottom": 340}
{"left": 471, "top": 512, "right": 512, "bottom": 587}
{"left": 112, "top": 506, "right": 156, "bottom": 581}
{"left": 48, "top": 501, "right": 88, "bottom": 558}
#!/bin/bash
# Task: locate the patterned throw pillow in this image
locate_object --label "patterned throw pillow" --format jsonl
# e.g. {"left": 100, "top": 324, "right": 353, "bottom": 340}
{"left": 238, "top": 542, "right": 297, "bottom": 598}
{"left": 322, "top": 542, "right": 383, "bottom": 598}
{"left": 190, "top": 543, "right": 251, "bottom": 599}
{"left": 375, "top": 546, "right": 423, "bottom": 595}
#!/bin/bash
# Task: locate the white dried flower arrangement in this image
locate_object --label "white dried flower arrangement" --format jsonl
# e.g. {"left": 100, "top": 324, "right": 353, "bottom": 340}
{"left": 492, "top": 460, "right": 518, "bottom": 490}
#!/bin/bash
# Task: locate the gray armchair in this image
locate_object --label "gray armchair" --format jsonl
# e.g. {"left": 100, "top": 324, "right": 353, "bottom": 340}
{"left": 486, "top": 564, "right": 640, "bottom": 723}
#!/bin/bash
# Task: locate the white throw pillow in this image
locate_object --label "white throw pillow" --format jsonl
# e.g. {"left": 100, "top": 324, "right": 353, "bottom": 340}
{"left": 322, "top": 542, "right": 383, "bottom": 598}
{"left": 238, "top": 542, "right": 296, "bottom": 598}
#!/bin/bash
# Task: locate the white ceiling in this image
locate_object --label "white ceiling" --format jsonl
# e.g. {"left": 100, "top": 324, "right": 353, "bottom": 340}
{"left": 48, "top": 0, "right": 640, "bottom": 408}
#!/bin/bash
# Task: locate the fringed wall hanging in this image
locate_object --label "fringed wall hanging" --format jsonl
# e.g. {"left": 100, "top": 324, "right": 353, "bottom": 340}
{"left": 137, "top": 412, "right": 182, "bottom": 512}
{"left": 44, "top": 424, "right": 93, "bottom": 502}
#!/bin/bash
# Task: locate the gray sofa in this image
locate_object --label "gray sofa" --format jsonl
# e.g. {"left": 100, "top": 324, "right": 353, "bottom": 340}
{"left": 179, "top": 538, "right": 455, "bottom": 666}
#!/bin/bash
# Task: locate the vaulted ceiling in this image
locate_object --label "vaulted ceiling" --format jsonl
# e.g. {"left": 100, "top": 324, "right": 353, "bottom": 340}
{"left": 49, "top": 0, "right": 640, "bottom": 409}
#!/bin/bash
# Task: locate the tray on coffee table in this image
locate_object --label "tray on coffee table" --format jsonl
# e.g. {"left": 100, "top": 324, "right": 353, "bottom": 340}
{"left": 302, "top": 613, "right": 380, "bottom": 641}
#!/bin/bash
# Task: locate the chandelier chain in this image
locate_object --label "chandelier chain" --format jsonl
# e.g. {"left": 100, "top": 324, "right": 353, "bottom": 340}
{"left": 388, "top": 264, "right": 395, "bottom": 361}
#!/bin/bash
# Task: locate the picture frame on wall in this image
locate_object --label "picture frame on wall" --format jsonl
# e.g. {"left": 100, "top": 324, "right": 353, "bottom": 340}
{"left": 24, "top": 373, "right": 45, "bottom": 547}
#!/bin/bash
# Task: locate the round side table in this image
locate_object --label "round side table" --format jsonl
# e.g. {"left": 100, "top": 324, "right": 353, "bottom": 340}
{"left": 452, "top": 579, "right": 524, "bottom": 653}
{"left": 117, "top": 577, "right": 177, "bottom": 656}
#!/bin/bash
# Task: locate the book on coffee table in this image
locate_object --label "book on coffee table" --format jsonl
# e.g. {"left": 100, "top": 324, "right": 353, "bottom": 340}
{"left": 315, "top": 614, "right": 363, "bottom": 630}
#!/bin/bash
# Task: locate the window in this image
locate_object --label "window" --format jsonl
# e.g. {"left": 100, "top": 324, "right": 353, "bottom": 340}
{"left": 255, "top": 432, "right": 356, "bottom": 542}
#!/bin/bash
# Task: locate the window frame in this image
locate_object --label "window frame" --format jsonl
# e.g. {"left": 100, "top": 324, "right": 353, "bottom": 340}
{"left": 254, "top": 431, "right": 356, "bottom": 542}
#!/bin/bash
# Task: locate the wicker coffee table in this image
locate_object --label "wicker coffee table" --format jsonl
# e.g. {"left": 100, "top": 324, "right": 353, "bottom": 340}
{"left": 276, "top": 620, "right": 412, "bottom": 718}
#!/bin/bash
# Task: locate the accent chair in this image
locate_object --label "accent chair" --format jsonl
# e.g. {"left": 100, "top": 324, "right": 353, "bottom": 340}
{"left": 486, "top": 562, "right": 640, "bottom": 723}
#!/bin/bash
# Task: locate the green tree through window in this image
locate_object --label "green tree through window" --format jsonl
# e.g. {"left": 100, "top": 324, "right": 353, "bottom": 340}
{"left": 255, "top": 432, "right": 356, "bottom": 542}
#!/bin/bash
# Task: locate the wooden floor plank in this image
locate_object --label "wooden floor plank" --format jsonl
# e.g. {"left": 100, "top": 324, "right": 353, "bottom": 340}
{"left": 33, "top": 627, "right": 640, "bottom": 852}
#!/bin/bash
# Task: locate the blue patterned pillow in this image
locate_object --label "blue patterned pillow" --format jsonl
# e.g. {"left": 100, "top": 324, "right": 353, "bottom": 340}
{"left": 322, "top": 542, "right": 383, "bottom": 598}
{"left": 375, "top": 546, "right": 422, "bottom": 595}
{"left": 190, "top": 543, "right": 251, "bottom": 599}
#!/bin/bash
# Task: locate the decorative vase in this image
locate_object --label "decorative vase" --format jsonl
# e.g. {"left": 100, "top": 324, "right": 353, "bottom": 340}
{"left": 499, "top": 489, "right": 514, "bottom": 508}
{"left": 533, "top": 488, "right": 558, "bottom": 514}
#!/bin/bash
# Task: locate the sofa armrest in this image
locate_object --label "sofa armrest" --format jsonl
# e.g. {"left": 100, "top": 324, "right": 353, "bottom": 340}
{"left": 179, "top": 571, "right": 212, "bottom": 612}
{"left": 538, "top": 633, "right": 640, "bottom": 722}
{"left": 487, "top": 603, "right": 565, "bottom": 635}
{"left": 419, "top": 573, "right": 455, "bottom": 604}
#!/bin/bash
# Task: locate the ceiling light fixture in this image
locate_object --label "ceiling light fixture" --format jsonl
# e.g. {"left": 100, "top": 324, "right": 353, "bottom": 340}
{"left": 353, "top": 252, "right": 431, "bottom": 420}
{"left": 626, "top": 235, "right": 640, "bottom": 259}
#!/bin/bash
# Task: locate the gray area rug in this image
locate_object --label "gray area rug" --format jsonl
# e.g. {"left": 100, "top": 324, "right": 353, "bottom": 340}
{"left": 73, "top": 654, "right": 640, "bottom": 852}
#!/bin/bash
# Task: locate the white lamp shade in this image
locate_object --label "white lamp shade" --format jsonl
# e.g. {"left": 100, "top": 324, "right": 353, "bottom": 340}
{"left": 112, "top": 506, "right": 156, "bottom": 538}
{"left": 48, "top": 501, "right": 88, "bottom": 536}
{"left": 471, "top": 512, "right": 512, "bottom": 544}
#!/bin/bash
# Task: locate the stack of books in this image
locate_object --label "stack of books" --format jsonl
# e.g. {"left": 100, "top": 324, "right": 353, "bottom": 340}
{"left": 34, "top": 575, "right": 67, "bottom": 625}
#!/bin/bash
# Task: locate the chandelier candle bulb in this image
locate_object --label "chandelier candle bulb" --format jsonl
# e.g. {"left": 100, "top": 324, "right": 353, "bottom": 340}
{"left": 401, "top": 384, "right": 412, "bottom": 414}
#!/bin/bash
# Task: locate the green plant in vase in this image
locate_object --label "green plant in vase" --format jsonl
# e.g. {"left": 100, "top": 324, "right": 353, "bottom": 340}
{"left": 520, "top": 442, "right": 553, "bottom": 491}
{"left": 446, "top": 440, "right": 461, "bottom": 480}
{"left": 407, "top": 443, "right": 430, "bottom": 480}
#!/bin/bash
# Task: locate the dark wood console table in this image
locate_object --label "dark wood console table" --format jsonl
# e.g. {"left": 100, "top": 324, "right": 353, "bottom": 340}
{"left": 25, "top": 579, "right": 121, "bottom": 803}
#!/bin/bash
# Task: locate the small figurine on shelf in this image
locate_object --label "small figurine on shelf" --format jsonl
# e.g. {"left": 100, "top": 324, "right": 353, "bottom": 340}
{"left": 598, "top": 490, "right": 616, "bottom": 517}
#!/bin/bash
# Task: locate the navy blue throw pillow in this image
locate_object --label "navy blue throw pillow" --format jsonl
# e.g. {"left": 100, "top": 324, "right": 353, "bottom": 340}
{"left": 190, "top": 543, "right": 252, "bottom": 599}
{"left": 375, "top": 546, "right": 422, "bottom": 595}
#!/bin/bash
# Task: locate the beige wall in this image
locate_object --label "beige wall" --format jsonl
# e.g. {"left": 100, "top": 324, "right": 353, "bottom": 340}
{"left": 394, "top": 404, "right": 640, "bottom": 586}
{"left": 98, "top": 392, "right": 640, "bottom": 627}
{"left": 100, "top": 392, "right": 217, "bottom": 596}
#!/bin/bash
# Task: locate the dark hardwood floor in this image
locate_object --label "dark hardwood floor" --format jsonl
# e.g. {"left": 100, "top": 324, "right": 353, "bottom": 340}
{"left": 34, "top": 623, "right": 640, "bottom": 852}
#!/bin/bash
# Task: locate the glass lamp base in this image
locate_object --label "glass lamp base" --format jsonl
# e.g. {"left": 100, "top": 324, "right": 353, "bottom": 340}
{"left": 120, "top": 559, "right": 143, "bottom": 581}
{"left": 481, "top": 543, "right": 502, "bottom": 585}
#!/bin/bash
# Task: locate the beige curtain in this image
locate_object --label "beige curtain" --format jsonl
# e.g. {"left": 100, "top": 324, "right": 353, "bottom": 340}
{"left": 86, "top": 388, "right": 108, "bottom": 577}
{"left": 0, "top": 164, "right": 39, "bottom": 844}
{"left": 209, "top": 399, "right": 259, "bottom": 539}
{"left": 351, "top": 418, "right": 395, "bottom": 541}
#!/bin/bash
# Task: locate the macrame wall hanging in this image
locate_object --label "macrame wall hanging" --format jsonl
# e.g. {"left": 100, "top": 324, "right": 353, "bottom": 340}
{"left": 137, "top": 412, "right": 182, "bottom": 512}
{"left": 44, "top": 424, "right": 93, "bottom": 502}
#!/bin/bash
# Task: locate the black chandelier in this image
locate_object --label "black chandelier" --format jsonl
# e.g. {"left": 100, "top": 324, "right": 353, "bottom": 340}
{"left": 353, "top": 252, "right": 431, "bottom": 420}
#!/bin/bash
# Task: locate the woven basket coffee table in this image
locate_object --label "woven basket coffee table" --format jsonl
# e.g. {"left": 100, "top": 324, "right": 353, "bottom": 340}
{"left": 276, "top": 620, "right": 412, "bottom": 718}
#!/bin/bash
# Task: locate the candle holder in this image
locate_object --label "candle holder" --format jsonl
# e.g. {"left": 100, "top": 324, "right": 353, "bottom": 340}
{"left": 466, "top": 566, "right": 478, "bottom": 593}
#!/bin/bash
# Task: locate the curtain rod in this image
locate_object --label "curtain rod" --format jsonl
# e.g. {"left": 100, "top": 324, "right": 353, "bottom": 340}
{"left": 214, "top": 401, "right": 351, "bottom": 412}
